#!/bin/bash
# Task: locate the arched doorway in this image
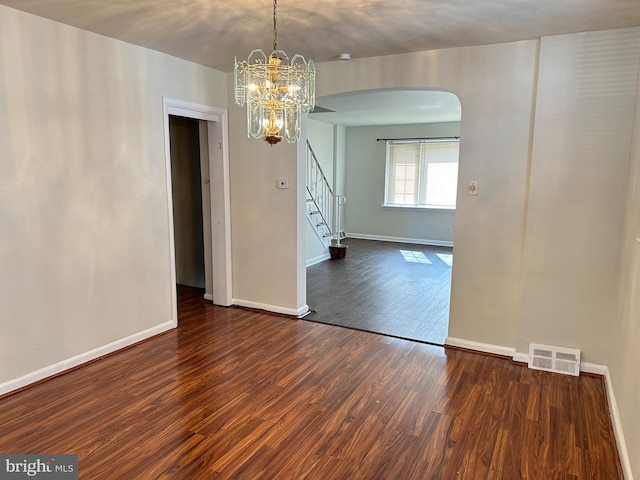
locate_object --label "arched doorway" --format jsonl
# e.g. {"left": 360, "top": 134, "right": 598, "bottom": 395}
{"left": 304, "top": 89, "right": 461, "bottom": 345}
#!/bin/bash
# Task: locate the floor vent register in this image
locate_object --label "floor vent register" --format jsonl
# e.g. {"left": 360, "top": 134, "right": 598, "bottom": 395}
{"left": 528, "top": 343, "right": 581, "bottom": 376}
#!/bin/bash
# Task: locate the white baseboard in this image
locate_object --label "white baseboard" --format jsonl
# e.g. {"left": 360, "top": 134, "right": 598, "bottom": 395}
{"left": 0, "top": 321, "right": 175, "bottom": 397}
{"left": 602, "top": 367, "right": 633, "bottom": 480}
{"left": 232, "top": 298, "right": 309, "bottom": 317}
{"left": 445, "top": 336, "right": 516, "bottom": 357}
{"left": 346, "top": 232, "right": 453, "bottom": 247}
{"left": 575, "top": 360, "right": 629, "bottom": 476}
{"left": 306, "top": 252, "right": 330, "bottom": 267}
{"left": 580, "top": 361, "right": 607, "bottom": 376}
{"left": 445, "top": 336, "right": 631, "bottom": 479}
{"left": 512, "top": 351, "right": 530, "bottom": 364}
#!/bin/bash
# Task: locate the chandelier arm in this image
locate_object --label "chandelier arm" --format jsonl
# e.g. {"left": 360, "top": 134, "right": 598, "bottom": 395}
{"left": 273, "top": 0, "right": 278, "bottom": 52}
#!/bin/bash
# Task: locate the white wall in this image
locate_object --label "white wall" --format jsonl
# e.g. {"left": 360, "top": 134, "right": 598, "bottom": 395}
{"left": 334, "top": 125, "right": 347, "bottom": 234}
{"left": 610, "top": 52, "right": 640, "bottom": 479}
{"left": 517, "top": 29, "right": 640, "bottom": 363}
{"left": 335, "top": 125, "right": 347, "bottom": 197}
{"left": 0, "top": 5, "right": 227, "bottom": 388}
{"left": 306, "top": 220, "right": 329, "bottom": 266}
{"left": 344, "top": 122, "right": 459, "bottom": 244}
{"left": 315, "top": 40, "right": 538, "bottom": 348}
{"left": 307, "top": 119, "right": 335, "bottom": 189}
{"left": 228, "top": 81, "right": 308, "bottom": 315}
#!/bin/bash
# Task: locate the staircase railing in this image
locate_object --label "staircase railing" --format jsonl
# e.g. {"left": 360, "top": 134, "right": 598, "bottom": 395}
{"left": 306, "top": 141, "right": 345, "bottom": 243}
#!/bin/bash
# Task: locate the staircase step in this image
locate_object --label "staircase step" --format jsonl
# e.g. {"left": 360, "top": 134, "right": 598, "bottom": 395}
{"left": 309, "top": 210, "right": 321, "bottom": 215}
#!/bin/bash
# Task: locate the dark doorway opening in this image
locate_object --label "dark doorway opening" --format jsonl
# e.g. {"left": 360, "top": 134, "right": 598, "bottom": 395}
{"left": 169, "top": 115, "right": 205, "bottom": 295}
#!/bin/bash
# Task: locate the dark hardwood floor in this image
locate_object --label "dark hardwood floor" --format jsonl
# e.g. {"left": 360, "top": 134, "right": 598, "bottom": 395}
{"left": 0, "top": 286, "right": 622, "bottom": 479}
{"left": 306, "top": 238, "right": 452, "bottom": 345}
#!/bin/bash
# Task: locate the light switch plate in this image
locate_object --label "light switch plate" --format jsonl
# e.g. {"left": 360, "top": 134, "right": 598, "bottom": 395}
{"left": 468, "top": 180, "right": 478, "bottom": 196}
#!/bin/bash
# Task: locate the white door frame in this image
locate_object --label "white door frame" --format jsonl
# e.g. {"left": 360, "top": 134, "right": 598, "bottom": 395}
{"left": 163, "top": 98, "right": 232, "bottom": 326}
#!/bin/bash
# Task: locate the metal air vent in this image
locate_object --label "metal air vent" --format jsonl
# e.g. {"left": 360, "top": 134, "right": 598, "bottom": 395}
{"left": 528, "top": 343, "right": 581, "bottom": 377}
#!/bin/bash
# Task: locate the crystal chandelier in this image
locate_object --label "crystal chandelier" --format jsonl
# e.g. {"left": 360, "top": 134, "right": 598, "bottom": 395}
{"left": 234, "top": 0, "right": 315, "bottom": 145}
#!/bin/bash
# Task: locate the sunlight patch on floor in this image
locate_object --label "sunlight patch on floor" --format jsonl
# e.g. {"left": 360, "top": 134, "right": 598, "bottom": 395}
{"left": 400, "top": 250, "right": 432, "bottom": 264}
{"left": 436, "top": 253, "right": 453, "bottom": 266}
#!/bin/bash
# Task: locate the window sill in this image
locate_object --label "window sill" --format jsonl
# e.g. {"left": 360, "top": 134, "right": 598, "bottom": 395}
{"left": 382, "top": 204, "right": 456, "bottom": 213}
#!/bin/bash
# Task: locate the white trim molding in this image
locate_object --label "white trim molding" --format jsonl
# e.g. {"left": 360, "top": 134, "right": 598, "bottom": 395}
{"left": 162, "top": 98, "right": 233, "bottom": 319}
{"left": 306, "top": 253, "right": 331, "bottom": 267}
{"left": 512, "top": 351, "right": 530, "bottom": 364}
{"left": 445, "top": 337, "right": 516, "bottom": 358}
{"left": 0, "top": 321, "right": 174, "bottom": 397}
{"left": 347, "top": 232, "right": 453, "bottom": 247}
{"left": 602, "top": 366, "right": 633, "bottom": 480}
{"left": 164, "top": 99, "right": 222, "bottom": 122}
{"left": 580, "top": 362, "right": 608, "bottom": 376}
{"left": 233, "top": 298, "right": 310, "bottom": 318}
{"left": 381, "top": 204, "right": 455, "bottom": 213}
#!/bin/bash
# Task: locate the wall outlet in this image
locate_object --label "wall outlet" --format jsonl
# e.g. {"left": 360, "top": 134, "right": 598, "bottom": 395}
{"left": 468, "top": 180, "right": 478, "bottom": 195}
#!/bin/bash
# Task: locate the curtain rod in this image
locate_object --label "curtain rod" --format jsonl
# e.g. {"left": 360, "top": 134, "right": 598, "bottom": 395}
{"left": 376, "top": 136, "right": 459, "bottom": 142}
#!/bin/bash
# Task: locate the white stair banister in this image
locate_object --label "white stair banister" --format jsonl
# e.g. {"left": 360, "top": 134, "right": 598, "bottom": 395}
{"left": 306, "top": 141, "right": 346, "bottom": 247}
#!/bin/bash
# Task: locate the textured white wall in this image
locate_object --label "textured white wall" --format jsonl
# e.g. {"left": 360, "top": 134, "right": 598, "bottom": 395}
{"left": 305, "top": 220, "right": 328, "bottom": 264}
{"left": 0, "top": 5, "right": 226, "bottom": 386}
{"left": 307, "top": 119, "right": 335, "bottom": 190}
{"left": 517, "top": 28, "right": 640, "bottom": 363}
{"left": 335, "top": 125, "right": 347, "bottom": 198}
{"left": 610, "top": 44, "right": 640, "bottom": 479}
{"left": 335, "top": 125, "right": 347, "bottom": 232}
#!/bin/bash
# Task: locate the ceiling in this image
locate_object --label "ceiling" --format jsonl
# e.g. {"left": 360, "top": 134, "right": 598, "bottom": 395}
{"left": 310, "top": 90, "right": 461, "bottom": 127}
{"left": 1, "top": 0, "right": 639, "bottom": 73}
{"left": 1, "top": 0, "right": 638, "bottom": 126}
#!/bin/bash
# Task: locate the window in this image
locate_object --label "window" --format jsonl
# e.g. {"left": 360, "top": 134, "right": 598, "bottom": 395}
{"left": 384, "top": 140, "right": 459, "bottom": 209}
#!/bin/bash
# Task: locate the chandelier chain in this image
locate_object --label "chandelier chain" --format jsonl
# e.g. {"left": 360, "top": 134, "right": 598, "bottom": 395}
{"left": 272, "top": 0, "right": 278, "bottom": 52}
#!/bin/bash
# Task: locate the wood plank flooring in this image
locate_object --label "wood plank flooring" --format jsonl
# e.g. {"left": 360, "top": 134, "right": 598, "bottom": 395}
{"left": 306, "top": 238, "right": 452, "bottom": 345}
{"left": 0, "top": 286, "right": 622, "bottom": 479}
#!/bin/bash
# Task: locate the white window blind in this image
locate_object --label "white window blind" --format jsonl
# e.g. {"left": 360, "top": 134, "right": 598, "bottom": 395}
{"left": 385, "top": 140, "right": 459, "bottom": 208}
